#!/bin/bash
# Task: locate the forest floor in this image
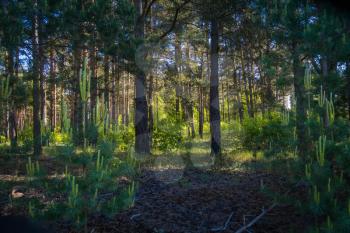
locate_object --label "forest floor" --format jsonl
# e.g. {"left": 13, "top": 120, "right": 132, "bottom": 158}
{"left": 0, "top": 139, "right": 307, "bottom": 233}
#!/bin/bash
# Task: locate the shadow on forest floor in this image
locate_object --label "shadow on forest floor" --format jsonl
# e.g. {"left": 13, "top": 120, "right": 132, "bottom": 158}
{"left": 0, "top": 140, "right": 307, "bottom": 233}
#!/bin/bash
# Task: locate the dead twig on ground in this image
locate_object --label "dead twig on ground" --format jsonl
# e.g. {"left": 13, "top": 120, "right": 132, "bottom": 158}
{"left": 211, "top": 211, "right": 234, "bottom": 231}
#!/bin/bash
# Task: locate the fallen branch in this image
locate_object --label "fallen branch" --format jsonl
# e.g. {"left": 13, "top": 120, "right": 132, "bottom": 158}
{"left": 234, "top": 180, "right": 303, "bottom": 233}
{"left": 130, "top": 213, "right": 141, "bottom": 220}
{"left": 211, "top": 211, "right": 234, "bottom": 231}
{"left": 235, "top": 203, "right": 277, "bottom": 233}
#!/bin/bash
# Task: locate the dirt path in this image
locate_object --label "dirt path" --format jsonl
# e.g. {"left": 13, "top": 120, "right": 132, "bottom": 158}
{"left": 85, "top": 167, "right": 304, "bottom": 233}
{"left": 0, "top": 154, "right": 305, "bottom": 233}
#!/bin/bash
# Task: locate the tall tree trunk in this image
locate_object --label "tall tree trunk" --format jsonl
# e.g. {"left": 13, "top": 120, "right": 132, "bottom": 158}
{"left": 292, "top": 45, "right": 310, "bottom": 159}
{"left": 89, "top": 36, "right": 97, "bottom": 120}
{"left": 39, "top": 35, "right": 46, "bottom": 126}
{"left": 226, "top": 80, "right": 230, "bottom": 122}
{"left": 347, "top": 62, "right": 350, "bottom": 120}
{"left": 72, "top": 46, "right": 82, "bottom": 145}
{"left": 7, "top": 49, "right": 17, "bottom": 150}
{"left": 185, "top": 44, "right": 195, "bottom": 138}
{"left": 148, "top": 74, "right": 154, "bottom": 146}
{"left": 209, "top": 19, "right": 221, "bottom": 159}
{"left": 248, "top": 59, "right": 254, "bottom": 118}
{"left": 32, "top": 1, "right": 42, "bottom": 156}
{"left": 134, "top": 0, "right": 150, "bottom": 154}
{"left": 122, "top": 70, "right": 127, "bottom": 125}
{"left": 104, "top": 54, "right": 110, "bottom": 131}
{"left": 198, "top": 53, "right": 204, "bottom": 138}
{"left": 233, "top": 66, "right": 243, "bottom": 123}
{"left": 174, "top": 33, "right": 182, "bottom": 118}
{"left": 221, "top": 82, "right": 225, "bottom": 122}
{"left": 49, "top": 50, "right": 57, "bottom": 131}
{"left": 111, "top": 58, "right": 117, "bottom": 125}
{"left": 241, "top": 50, "right": 252, "bottom": 118}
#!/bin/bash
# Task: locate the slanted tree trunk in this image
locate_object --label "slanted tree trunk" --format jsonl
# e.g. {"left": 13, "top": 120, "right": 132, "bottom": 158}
{"left": 134, "top": 0, "right": 150, "bottom": 154}
{"left": 209, "top": 19, "right": 221, "bottom": 160}
{"left": 32, "top": 1, "right": 42, "bottom": 156}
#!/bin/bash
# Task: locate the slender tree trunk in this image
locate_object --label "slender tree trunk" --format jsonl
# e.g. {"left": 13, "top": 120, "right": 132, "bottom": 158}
{"left": 185, "top": 44, "right": 195, "bottom": 138}
{"left": 39, "top": 35, "right": 46, "bottom": 126}
{"left": 49, "top": 50, "right": 57, "bottom": 131}
{"left": 111, "top": 59, "right": 117, "bottom": 125}
{"left": 9, "top": 111, "right": 17, "bottom": 149}
{"left": 89, "top": 33, "right": 97, "bottom": 117}
{"left": 134, "top": 0, "right": 150, "bottom": 154}
{"left": 32, "top": 1, "right": 42, "bottom": 156}
{"left": 209, "top": 19, "right": 221, "bottom": 159}
{"left": 104, "top": 54, "right": 110, "bottom": 131}
{"left": 226, "top": 80, "right": 230, "bottom": 122}
{"left": 148, "top": 74, "right": 154, "bottom": 145}
{"left": 241, "top": 51, "right": 252, "bottom": 118}
{"left": 72, "top": 46, "right": 82, "bottom": 145}
{"left": 7, "top": 49, "right": 17, "bottom": 150}
{"left": 198, "top": 53, "right": 204, "bottom": 138}
{"left": 248, "top": 60, "right": 254, "bottom": 118}
{"left": 174, "top": 33, "right": 182, "bottom": 117}
{"left": 221, "top": 82, "right": 225, "bottom": 122}
{"left": 126, "top": 73, "right": 130, "bottom": 126}
{"left": 122, "top": 70, "right": 127, "bottom": 125}
{"left": 346, "top": 62, "right": 350, "bottom": 120}
{"left": 292, "top": 45, "right": 309, "bottom": 159}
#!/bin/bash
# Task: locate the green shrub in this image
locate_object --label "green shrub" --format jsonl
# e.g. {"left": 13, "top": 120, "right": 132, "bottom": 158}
{"left": 27, "top": 150, "right": 137, "bottom": 230}
{"left": 241, "top": 117, "right": 266, "bottom": 156}
{"left": 153, "top": 117, "right": 183, "bottom": 152}
{"left": 50, "top": 128, "right": 71, "bottom": 145}
{"left": 241, "top": 114, "right": 294, "bottom": 157}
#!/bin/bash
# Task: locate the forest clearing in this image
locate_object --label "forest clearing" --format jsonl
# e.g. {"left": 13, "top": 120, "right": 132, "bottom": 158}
{"left": 0, "top": 0, "right": 350, "bottom": 232}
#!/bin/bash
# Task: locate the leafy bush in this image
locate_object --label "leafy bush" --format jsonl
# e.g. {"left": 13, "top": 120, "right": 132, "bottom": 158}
{"left": 50, "top": 128, "right": 71, "bottom": 145}
{"left": 241, "top": 114, "right": 294, "bottom": 157}
{"left": 153, "top": 117, "right": 183, "bottom": 152}
{"left": 241, "top": 117, "right": 266, "bottom": 156}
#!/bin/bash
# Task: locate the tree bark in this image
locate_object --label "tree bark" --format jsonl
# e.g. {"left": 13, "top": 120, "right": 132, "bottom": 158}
{"left": 198, "top": 52, "right": 204, "bottom": 138}
{"left": 32, "top": 1, "right": 42, "bottom": 156}
{"left": 347, "top": 62, "right": 350, "bottom": 120}
{"left": 174, "top": 33, "right": 182, "bottom": 118}
{"left": 292, "top": 45, "right": 310, "bottom": 159}
{"left": 72, "top": 46, "right": 82, "bottom": 145}
{"left": 49, "top": 49, "right": 57, "bottom": 131}
{"left": 134, "top": 0, "right": 150, "bottom": 154}
{"left": 148, "top": 74, "right": 154, "bottom": 145}
{"left": 209, "top": 19, "right": 221, "bottom": 159}
{"left": 104, "top": 54, "right": 110, "bottom": 131}
{"left": 89, "top": 34, "right": 97, "bottom": 119}
{"left": 7, "top": 49, "right": 17, "bottom": 150}
{"left": 111, "top": 58, "right": 117, "bottom": 125}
